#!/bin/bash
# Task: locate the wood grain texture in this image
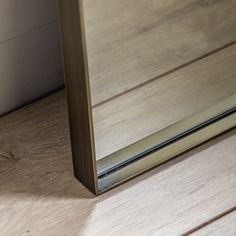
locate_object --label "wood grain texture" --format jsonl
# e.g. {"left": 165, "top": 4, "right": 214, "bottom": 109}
{"left": 0, "top": 95, "right": 235, "bottom": 235}
{"left": 75, "top": 0, "right": 236, "bottom": 159}
{"left": 93, "top": 44, "right": 236, "bottom": 159}
{"left": 1, "top": 0, "right": 235, "bottom": 234}
{"left": 83, "top": 0, "right": 236, "bottom": 105}
{"left": 190, "top": 209, "right": 236, "bottom": 236}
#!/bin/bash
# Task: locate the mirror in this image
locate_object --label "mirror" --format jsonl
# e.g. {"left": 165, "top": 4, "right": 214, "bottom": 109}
{"left": 58, "top": 0, "right": 236, "bottom": 194}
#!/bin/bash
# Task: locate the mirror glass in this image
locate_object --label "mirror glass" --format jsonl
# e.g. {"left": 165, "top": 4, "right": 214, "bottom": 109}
{"left": 81, "top": 0, "right": 236, "bottom": 162}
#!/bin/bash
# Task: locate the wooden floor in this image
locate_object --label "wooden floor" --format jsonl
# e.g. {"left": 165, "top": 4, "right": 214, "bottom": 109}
{"left": 0, "top": 92, "right": 235, "bottom": 235}
{"left": 0, "top": 0, "right": 236, "bottom": 235}
{"left": 81, "top": 0, "right": 236, "bottom": 159}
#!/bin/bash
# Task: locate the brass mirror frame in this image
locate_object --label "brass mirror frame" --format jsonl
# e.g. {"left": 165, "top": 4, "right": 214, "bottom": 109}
{"left": 58, "top": 0, "right": 236, "bottom": 195}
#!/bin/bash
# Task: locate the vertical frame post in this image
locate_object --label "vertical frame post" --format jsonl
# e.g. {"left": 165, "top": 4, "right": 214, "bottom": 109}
{"left": 58, "top": 0, "right": 98, "bottom": 194}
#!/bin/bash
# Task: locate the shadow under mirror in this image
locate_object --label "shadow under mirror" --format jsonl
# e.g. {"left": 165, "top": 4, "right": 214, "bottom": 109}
{"left": 58, "top": 0, "right": 236, "bottom": 194}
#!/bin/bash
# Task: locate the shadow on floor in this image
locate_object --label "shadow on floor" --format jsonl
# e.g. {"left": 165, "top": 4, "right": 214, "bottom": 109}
{"left": 0, "top": 91, "right": 235, "bottom": 201}
{"left": 0, "top": 90, "right": 235, "bottom": 234}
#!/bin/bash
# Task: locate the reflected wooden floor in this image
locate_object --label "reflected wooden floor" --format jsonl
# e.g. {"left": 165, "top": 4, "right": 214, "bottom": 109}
{"left": 0, "top": 96, "right": 235, "bottom": 235}
{"left": 93, "top": 45, "right": 236, "bottom": 159}
{"left": 1, "top": 0, "right": 236, "bottom": 234}
{"left": 81, "top": 0, "right": 236, "bottom": 159}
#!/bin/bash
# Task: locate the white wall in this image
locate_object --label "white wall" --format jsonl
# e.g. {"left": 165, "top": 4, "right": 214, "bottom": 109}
{"left": 0, "top": 0, "right": 64, "bottom": 116}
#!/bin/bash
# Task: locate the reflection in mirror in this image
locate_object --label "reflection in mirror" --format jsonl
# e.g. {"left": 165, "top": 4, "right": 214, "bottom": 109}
{"left": 82, "top": 0, "right": 236, "bottom": 160}
{"left": 58, "top": 0, "right": 236, "bottom": 193}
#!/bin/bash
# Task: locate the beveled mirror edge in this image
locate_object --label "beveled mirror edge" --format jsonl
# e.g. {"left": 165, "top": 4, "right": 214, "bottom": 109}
{"left": 58, "top": 0, "right": 236, "bottom": 195}
{"left": 98, "top": 107, "right": 236, "bottom": 193}
{"left": 97, "top": 94, "right": 236, "bottom": 175}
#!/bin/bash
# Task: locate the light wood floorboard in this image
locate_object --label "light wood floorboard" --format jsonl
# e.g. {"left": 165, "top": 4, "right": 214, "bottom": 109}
{"left": 0, "top": 93, "right": 235, "bottom": 235}
{"left": 189, "top": 208, "right": 236, "bottom": 236}
{"left": 83, "top": 0, "right": 236, "bottom": 105}
{"left": 81, "top": 0, "right": 236, "bottom": 159}
{"left": 93, "top": 44, "right": 236, "bottom": 159}
{"left": 1, "top": 1, "right": 236, "bottom": 234}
